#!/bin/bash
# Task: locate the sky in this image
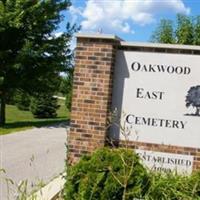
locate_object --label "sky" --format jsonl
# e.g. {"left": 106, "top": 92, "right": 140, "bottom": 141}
{"left": 58, "top": 0, "right": 200, "bottom": 43}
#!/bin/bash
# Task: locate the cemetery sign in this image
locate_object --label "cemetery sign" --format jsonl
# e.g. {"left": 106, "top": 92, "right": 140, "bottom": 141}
{"left": 69, "top": 33, "right": 200, "bottom": 172}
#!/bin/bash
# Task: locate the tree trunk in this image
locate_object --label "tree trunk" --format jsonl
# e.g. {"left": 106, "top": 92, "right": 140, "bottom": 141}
{"left": 0, "top": 94, "right": 6, "bottom": 126}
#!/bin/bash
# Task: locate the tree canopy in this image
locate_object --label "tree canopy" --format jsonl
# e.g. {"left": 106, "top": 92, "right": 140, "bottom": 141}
{"left": 151, "top": 19, "right": 175, "bottom": 44}
{"left": 0, "top": 0, "right": 78, "bottom": 125}
{"left": 151, "top": 14, "right": 200, "bottom": 45}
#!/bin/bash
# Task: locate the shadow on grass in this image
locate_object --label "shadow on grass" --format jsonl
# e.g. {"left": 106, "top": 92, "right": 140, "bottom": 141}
{"left": 2, "top": 118, "right": 70, "bottom": 130}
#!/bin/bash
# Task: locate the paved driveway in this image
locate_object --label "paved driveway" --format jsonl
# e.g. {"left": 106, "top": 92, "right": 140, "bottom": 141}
{"left": 0, "top": 123, "right": 68, "bottom": 200}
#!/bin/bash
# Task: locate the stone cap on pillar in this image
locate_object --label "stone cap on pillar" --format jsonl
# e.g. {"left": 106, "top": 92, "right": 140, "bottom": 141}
{"left": 76, "top": 33, "right": 123, "bottom": 41}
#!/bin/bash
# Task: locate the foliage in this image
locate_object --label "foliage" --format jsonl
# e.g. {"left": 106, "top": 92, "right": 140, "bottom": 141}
{"left": 65, "top": 89, "right": 72, "bottom": 111}
{"left": 186, "top": 85, "right": 200, "bottom": 116}
{"left": 151, "top": 19, "right": 175, "bottom": 44}
{"left": 176, "top": 14, "right": 194, "bottom": 45}
{"left": 30, "top": 93, "right": 60, "bottom": 118}
{"left": 194, "top": 16, "right": 200, "bottom": 45}
{"left": 0, "top": 0, "right": 78, "bottom": 125}
{"left": 63, "top": 147, "right": 200, "bottom": 200}
{"left": 5, "top": 89, "right": 16, "bottom": 105}
{"left": 144, "top": 171, "right": 200, "bottom": 200}
{"left": 0, "top": 99, "right": 68, "bottom": 135}
{"left": 63, "top": 148, "right": 150, "bottom": 200}
{"left": 59, "top": 68, "right": 73, "bottom": 110}
{"left": 151, "top": 14, "right": 200, "bottom": 45}
{"left": 59, "top": 70, "right": 73, "bottom": 96}
{"left": 14, "top": 90, "right": 30, "bottom": 111}
{"left": 65, "top": 68, "right": 73, "bottom": 111}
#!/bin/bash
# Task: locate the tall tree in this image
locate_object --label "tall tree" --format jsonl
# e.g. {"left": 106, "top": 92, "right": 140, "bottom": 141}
{"left": 151, "top": 14, "right": 200, "bottom": 45}
{"left": 0, "top": 0, "right": 78, "bottom": 125}
{"left": 193, "top": 16, "right": 200, "bottom": 45}
{"left": 176, "top": 14, "right": 194, "bottom": 45}
{"left": 151, "top": 19, "right": 175, "bottom": 44}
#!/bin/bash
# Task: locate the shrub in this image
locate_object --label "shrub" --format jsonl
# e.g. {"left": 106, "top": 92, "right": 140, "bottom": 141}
{"left": 14, "top": 90, "right": 30, "bottom": 111}
{"left": 30, "top": 94, "right": 59, "bottom": 118}
{"left": 144, "top": 171, "right": 200, "bottom": 200}
{"left": 63, "top": 147, "right": 200, "bottom": 200}
{"left": 63, "top": 148, "right": 150, "bottom": 200}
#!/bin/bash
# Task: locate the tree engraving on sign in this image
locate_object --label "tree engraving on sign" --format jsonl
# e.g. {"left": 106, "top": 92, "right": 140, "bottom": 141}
{"left": 185, "top": 85, "right": 200, "bottom": 116}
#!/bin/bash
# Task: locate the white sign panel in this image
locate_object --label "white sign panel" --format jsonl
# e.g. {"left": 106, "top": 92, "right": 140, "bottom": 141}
{"left": 112, "top": 51, "right": 200, "bottom": 148}
{"left": 136, "top": 149, "right": 194, "bottom": 174}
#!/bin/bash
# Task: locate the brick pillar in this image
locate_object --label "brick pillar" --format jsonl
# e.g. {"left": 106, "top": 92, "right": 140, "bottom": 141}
{"left": 68, "top": 34, "right": 120, "bottom": 164}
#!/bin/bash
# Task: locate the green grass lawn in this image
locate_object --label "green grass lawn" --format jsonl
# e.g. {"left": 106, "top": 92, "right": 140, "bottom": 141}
{"left": 0, "top": 99, "right": 70, "bottom": 135}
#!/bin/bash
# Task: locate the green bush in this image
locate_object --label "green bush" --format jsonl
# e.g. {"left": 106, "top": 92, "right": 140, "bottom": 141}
{"left": 63, "top": 148, "right": 150, "bottom": 200}
{"left": 63, "top": 148, "right": 200, "bottom": 200}
{"left": 145, "top": 171, "right": 200, "bottom": 200}
{"left": 14, "top": 90, "right": 30, "bottom": 111}
{"left": 30, "top": 94, "right": 59, "bottom": 118}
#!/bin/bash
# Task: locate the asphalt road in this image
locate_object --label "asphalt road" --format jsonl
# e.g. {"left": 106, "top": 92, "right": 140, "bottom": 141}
{"left": 0, "top": 123, "right": 68, "bottom": 200}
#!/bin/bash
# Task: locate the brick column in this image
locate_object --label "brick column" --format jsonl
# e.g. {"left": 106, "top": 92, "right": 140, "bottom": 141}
{"left": 68, "top": 34, "right": 120, "bottom": 164}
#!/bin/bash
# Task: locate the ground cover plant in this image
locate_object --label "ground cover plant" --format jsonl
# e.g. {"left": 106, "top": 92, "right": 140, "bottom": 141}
{"left": 63, "top": 148, "right": 200, "bottom": 200}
